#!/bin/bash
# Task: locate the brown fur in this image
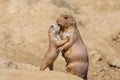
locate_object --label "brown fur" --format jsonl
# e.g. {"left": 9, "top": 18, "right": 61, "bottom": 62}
{"left": 57, "top": 14, "right": 89, "bottom": 80}
{"left": 40, "top": 25, "right": 69, "bottom": 71}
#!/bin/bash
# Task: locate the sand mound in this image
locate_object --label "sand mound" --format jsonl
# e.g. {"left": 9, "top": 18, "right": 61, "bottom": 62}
{"left": 0, "top": 57, "right": 82, "bottom": 80}
{"left": 0, "top": 69, "right": 82, "bottom": 80}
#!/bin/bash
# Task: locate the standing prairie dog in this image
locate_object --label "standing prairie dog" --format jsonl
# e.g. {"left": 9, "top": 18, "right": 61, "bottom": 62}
{"left": 57, "top": 14, "right": 89, "bottom": 80}
{"left": 40, "top": 24, "right": 69, "bottom": 71}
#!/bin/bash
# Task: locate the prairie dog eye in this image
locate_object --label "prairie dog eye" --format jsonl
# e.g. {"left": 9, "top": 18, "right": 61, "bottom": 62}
{"left": 51, "top": 25, "right": 54, "bottom": 28}
{"left": 64, "top": 16, "right": 68, "bottom": 19}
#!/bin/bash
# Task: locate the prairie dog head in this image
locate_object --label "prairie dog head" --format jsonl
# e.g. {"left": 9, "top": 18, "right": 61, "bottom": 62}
{"left": 57, "top": 14, "right": 76, "bottom": 28}
{"left": 48, "top": 24, "right": 60, "bottom": 37}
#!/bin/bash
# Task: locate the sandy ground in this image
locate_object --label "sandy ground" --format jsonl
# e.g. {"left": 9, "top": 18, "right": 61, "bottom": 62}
{"left": 0, "top": 69, "right": 82, "bottom": 80}
{"left": 0, "top": 0, "right": 120, "bottom": 80}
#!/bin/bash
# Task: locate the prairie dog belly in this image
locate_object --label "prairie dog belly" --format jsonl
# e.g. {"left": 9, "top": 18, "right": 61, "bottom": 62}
{"left": 61, "top": 31, "right": 72, "bottom": 40}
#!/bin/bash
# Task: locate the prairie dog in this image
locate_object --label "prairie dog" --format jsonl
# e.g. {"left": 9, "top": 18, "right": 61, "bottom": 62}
{"left": 57, "top": 14, "right": 89, "bottom": 80}
{"left": 40, "top": 24, "right": 69, "bottom": 71}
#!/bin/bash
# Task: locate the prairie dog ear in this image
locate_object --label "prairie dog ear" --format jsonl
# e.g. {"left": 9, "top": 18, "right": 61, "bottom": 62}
{"left": 72, "top": 19, "right": 76, "bottom": 24}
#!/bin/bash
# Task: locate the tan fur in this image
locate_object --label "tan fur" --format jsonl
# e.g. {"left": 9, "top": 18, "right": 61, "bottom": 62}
{"left": 57, "top": 14, "right": 89, "bottom": 80}
{"left": 40, "top": 25, "right": 69, "bottom": 71}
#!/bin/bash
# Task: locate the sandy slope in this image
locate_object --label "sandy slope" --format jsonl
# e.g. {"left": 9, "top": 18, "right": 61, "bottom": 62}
{"left": 0, "top": 57, "right": 82, "bottom": 80}
{"left": 0, "top": 69, "right": 82, "bottom": 80}
{"left": 0, "top": 0, "right": 120, "bottom": 80}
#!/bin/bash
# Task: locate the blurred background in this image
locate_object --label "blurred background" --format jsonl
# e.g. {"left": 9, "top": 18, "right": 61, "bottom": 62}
{"left": 0, "top": 0, "right": 120, "bottom": 80}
